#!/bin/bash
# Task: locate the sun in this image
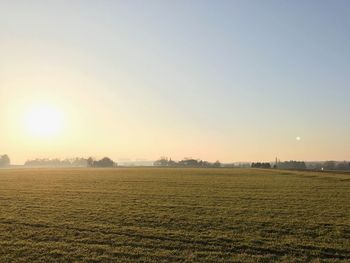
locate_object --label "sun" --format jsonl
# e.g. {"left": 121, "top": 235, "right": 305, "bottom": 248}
{"left": 23, "top": 104, "right": 65, "bottom": 138}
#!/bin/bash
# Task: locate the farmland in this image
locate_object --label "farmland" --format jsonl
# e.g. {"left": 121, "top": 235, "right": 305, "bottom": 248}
{"left": 0, "top": 168, "right": 349, "bottom": 262}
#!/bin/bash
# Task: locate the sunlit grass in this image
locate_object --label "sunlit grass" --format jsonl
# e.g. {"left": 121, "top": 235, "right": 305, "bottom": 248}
{"left": 0, "top": 168, "right": 349, "bottom": 262}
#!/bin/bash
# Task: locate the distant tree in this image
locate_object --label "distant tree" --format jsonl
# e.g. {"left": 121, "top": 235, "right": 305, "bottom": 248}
{"left": 92, "top": 157, "right": 115, "bottom": 167}
{"left": 154, "top": 157, "right": 169, "bottom": 166}
{"left": 71, "top": 158, "right": 88, "bottom": 167}
{"left": 99, "top": 157, "right": 114, "bottom": 167}
{"left": 323, "top": 161, "right": 336, "bottom": 170}
{"left": 168, "top": 158, "right": 177, "bottom": 166}
{"left": 335, "top": 161, "right": 350, "bottom": 171}
{"left": 262, "top": 163, "right": 271, "bottom": 169}
{"left": 251, "top": 162, "right": 271, "bottom": 169}
{"left": 0, "top": 155, "right": 10, "bottom": 167}
{"left": 213, "top": 160, "right": 221, "bottom": 168}
{"left": 205, "top": 161, "right": 212, "bottom": 167}
{"left": 87, "top": 157, "right": 95, "bottom": 167}
{"left": 306, "top": 162, "right": 323, "bottom": 170}
{"left": 178, "top": 158, "right": 199, "bottom": 167}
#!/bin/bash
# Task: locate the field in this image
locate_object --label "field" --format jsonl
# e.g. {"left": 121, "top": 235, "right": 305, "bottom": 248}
{"left": 0, "top": 168, "right": 349, "bottom": 262}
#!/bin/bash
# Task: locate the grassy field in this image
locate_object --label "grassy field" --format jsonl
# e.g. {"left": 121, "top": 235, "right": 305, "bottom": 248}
{"left": 0, "top": 168, "right": 349, "bottom": 262}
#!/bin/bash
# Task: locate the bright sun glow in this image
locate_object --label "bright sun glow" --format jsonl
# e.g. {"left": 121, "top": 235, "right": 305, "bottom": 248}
{"left": 23, "top": 104, "right": 65, "bottom": 138}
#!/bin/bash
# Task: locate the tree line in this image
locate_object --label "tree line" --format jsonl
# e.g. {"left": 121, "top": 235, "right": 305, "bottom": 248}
{"left": 154, "top": 157, "right": 221, "bottom": 168}
{"left": 25, "top": 158, "right": 88, "bottom": 167}
{"left": 252, "top": 160, "right": 307, "bottom": 170}
{"left": 24, "top": 157, "right": 117, "bottom": 168}
{"left": 308, "top": 161, "right": 350, "bottom": 171}
{"left": 4, "top": 153, "right": 350, "bottom": 171}
{"left": 252, "top": 160, "right": 350, "bottom": 171}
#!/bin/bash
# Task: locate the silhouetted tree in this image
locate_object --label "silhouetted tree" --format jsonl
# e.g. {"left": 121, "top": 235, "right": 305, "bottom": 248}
{"left": 178, "top": 158, "right": 199, "bottom": 167}
{"left": 154, "top": 157, "right": 169, "bottom": 166}
{"left": 0, "top": 155, "right": 10, "bottom": 167}
{"left": 251, "top": 162, "right": 271, "bottom": 169}
{"left": 213, "top": 160, "right": 221, "bottom": 168}
{"left": 87, "top": 157, "right": 95, "bottom": 167}
{"left": 168, "top": 158, "right": 177, "bottom": 166}
{"left": 95, "top": 157, "right": 115, "bottom": 167}
{"left": 87, "top": 157, "right": 116, "bottom": 168}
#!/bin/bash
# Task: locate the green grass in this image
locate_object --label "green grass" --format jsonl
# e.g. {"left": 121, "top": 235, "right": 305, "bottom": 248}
{"left": 0, "top": 168, "right": 349, "bottom": 262}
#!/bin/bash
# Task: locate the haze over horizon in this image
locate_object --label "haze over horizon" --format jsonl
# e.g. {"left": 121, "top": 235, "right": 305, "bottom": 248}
{"left": 1, "top": 0, "right": 350, "bottom": 164}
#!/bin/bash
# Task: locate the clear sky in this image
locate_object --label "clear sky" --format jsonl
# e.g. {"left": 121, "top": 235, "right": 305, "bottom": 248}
{"left": 1, "top": 0, "right": 349, "bottom": 164}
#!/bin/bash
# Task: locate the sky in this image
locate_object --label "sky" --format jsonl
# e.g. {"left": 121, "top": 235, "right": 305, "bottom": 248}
{"left": 1, "top": 0, "right": 350, "bottom": 164}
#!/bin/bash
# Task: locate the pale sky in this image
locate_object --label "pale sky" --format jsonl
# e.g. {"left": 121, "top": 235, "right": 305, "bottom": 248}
{"left": 1, "top": 0, "right": 350, "bottom": 164}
